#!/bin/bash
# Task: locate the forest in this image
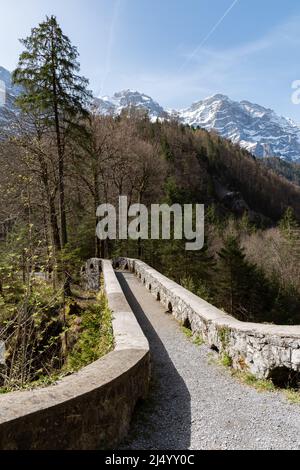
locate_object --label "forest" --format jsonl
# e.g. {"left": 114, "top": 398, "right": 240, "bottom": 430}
{"left": 0, "top": 16, "right": 299, "bottom": 390}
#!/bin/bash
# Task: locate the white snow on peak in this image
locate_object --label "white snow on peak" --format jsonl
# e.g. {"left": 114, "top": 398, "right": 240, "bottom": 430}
{"left": 176, "top": 94, "right": 300, "bottom": 162}
{"left": 95, "top": 89, "right": 167, "bottom": 121}
{"left": 1, "top": 63, "right": 300, "bottom": 163}
{"left": 81, "top": 88, "right": 300, "bottom": 162}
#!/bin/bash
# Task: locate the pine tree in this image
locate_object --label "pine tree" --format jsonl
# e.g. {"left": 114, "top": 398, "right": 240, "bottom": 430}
{"left": 216, "top": 235, "right": 271, "bottom": 321}
{"left": 279, "top": 207, "right": 299, "bottom": 241}
{"left": 161, "top": 136, "right": 173, "bottom": 161}
{"left": 13, "top": 15, "right": 92, "bottom": 249}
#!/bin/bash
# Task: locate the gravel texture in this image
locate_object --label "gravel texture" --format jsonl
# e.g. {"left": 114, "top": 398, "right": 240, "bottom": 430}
{"left": 117, "top": 271, "right": 300, "bottom": 451}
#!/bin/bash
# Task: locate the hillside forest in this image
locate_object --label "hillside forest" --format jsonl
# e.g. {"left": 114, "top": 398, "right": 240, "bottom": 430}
{"left": 0, "top": 16, "right": 299, "bottom": 390}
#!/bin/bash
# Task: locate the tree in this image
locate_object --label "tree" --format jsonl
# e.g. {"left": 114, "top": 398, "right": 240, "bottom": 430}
{"left": 278, "top": 207, "right": 300, "bottom": 299}
{"left": 71, "top": 114, "right": 118, "bottom": 258}
{"left": 216, "top": 235, "right": 271, "bottom": 321}
{"left": 279, "top": 207, "right": 299, "bottom": 240}
{"left": 12, "top": 15, "right": 92, "bottom": 249}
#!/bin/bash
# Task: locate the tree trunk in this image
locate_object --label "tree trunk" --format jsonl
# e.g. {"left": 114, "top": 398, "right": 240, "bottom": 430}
{"left": 49, "top": 195, "right": 61, "bottom": 250}
{"left": 50, "top": 24, "right": 70, "bottom": 298}
{"left": 50, "top": 25, "right": 67, "bottom": 248}
{"left": 94, "top": 171, "right": 101, "bottom": 258}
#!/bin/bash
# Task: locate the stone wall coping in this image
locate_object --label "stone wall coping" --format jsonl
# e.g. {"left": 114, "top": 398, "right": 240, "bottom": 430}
{"left": 102, "top": 260, "right": 149, "bottom": 351}
{"left": 130, "top": 259, "right": 300, "bottom": 337}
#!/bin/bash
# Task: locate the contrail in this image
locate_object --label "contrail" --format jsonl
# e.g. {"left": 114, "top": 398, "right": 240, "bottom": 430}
{"left": 179, "top": 0, "right": 240, "bottom": 72}
{"left": 97, "top": 0, "right": 121, "bottom": 97}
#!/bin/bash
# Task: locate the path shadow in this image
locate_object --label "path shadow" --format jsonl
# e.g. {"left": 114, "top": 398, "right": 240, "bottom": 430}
{"left": 116, "top": 272, "right": 192, "bottom": 450}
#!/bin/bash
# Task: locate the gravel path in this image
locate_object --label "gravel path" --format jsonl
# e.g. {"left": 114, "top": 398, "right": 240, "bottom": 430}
{"left": 117, "top": 271, "right": 300, "bottom": 450}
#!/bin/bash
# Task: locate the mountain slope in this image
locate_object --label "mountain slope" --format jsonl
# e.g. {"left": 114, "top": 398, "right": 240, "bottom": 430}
{"left": 1, "top": 64, "right": 300, "bottom": 163}
{"left": 94, "top": 90, "right": 168, "bottom": 121}
{"left": 179, "top": 94, "right": 300, "bottom": 163}
{"left": 95, "top": 90, "right": 300, "bottom": 163}
{"left": 262, "top": 157, "right": 300, "bottom": 186}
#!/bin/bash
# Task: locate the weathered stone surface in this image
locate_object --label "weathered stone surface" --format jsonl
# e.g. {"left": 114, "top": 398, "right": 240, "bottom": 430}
{"left": 0, "top": 349, "right": 149, "bottom": 450}
{"left": 102, "top": 260, "right": 149, "bottom": 352}
{"left": 0, "top": 260, "right": 150, "bottom": 450}
{"left": 81, "top": 258, "right": 102, "bottom": 291}
{"left": 117, "top": 258, "right": 300, "bottom": 380}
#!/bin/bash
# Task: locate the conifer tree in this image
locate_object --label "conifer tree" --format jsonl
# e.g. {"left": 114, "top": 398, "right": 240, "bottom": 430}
{"left": 13, "top": 15, "right": 92, "bottom": 248}
{"left": 216, "top": 235, "right": 271, "bottom": 321}
{"left": 279, "top": 207, "right": 299, "bottom": 241}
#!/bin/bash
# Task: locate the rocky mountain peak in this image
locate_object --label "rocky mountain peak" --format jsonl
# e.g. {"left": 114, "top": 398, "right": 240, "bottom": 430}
{"left": 1, "top": 65, "right": 300, "bottom": 162}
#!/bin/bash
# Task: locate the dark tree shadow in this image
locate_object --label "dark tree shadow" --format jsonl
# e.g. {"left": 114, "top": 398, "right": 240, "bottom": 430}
{"left": 116, "top": 272, "right": 192, "bottom": 450}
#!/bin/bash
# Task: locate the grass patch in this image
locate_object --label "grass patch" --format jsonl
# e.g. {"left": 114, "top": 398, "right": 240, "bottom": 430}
{"left": 181, "top": 325, "right": 204, "bottom": 347}
{"left": 193, "top": 335, "right": 204, "bottom": 347}
{"left": 232, "top": 370, "right": 276, "bottom": 392}
{"left": 181, "top": 326, "right": 193, "bottom": 338}
{"left": 214, "top": 351, "right": 275, "bottom": 392}
{"left": 220, "top": 353, "right": 232, "bottom": 368}
{"left": 284, "top": 389, "right": 300, "bottom": 404}
{"left": 208, "top": 351, "right": 275, "bottom": 392}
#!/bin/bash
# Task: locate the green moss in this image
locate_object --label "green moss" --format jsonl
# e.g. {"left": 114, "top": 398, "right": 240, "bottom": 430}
{"left": 221, "top": 353, "right": 232, "bottom": 367}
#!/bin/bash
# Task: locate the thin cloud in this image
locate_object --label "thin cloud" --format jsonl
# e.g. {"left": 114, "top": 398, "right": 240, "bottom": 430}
{"left": 97, "top": 0, "right": 121, "bottom": 97}
{"left": 179, "top": 0, "right": 240, "bottom": 72}
{"left": 122, "top": 25, "right": 286, "bottom": 109}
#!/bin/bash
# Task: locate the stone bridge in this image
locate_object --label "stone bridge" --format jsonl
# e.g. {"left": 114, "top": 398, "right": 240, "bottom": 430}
{"left": 0, "top": 258, "right": 300, "bottom": 450}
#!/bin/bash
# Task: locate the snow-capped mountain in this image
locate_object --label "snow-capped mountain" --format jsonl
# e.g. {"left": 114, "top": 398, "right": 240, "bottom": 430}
{"left": 178, "top": 94, "right": 300, "bottom": 162}
{"left": 95, "top": 90, "right": 300, "bottom": 162}
{"left": 94, "top": 90, "right": 168, "bottom": 121}
{"left": 1, "top": 64, "right": 300, "bottom": 163}
{"left": 0, "top": 66, "right": 20, "bottom": 126}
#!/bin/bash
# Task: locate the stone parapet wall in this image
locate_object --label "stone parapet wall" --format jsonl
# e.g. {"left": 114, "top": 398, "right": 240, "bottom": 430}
{"left": 115, "top": 258, "right": 300, "bottom": 381}
{"left": 0, "top": 260, "right": 150, "bottom": 450}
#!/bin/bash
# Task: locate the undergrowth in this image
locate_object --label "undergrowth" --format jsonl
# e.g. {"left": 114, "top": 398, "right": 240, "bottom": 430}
{"left": 0, "top": 286, "right": 113, "bottom": 393}
{"left": 65, "top": 291, "right": 113, "bottom": 372}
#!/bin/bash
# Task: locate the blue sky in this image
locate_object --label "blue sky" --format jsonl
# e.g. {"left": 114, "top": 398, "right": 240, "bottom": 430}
{"left": 1, "top": 0, "right": 300, "bottom": 120}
